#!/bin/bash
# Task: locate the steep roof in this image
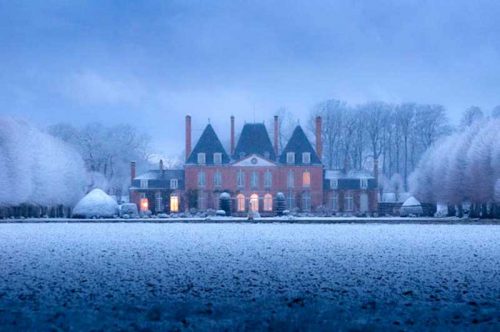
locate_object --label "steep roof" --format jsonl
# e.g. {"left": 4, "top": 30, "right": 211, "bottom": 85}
{"left": 186, "top": 124, "right": 230, "bottom": 165}
{"left": 131, "top": 169, "right": 185, "bottom": 190}
{"left": 279, "top": 126, "right": 321, "bottom": 165}
{"left": 233, "top": 123, "right": 276, "bottom": 161}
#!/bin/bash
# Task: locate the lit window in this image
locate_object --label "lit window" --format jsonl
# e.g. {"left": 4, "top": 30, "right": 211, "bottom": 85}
{"left": 170, "top": 195, "right": 179, "bottom": 212}
{"left": 237, "top": 170, "right": 245, "bottom": 188}
{"left": 287, "top": 170, "right": 294, "bottom": 188}
{"left": 140, "top": 179, "right": 148, "bottom": 189}
{"left": 286, "top": 152, "right": 295, "bottom": 164}
{"left": 360, "top": 178, "right": 368, "bottom": 189}
{"left": 330, "top": 193, "right": 338, "bottom": 211}
{"left": 198, "top": 171, "right": 206, "bottom": 187}
{"left": 213, "top": 153, "right": 222, "bottom": 165}
{"left": 251, "top": 171, "right": 259, "bottom": 189}
{"left": 264, "top": 194, "right": 273, "bottom": 211}
{"left": 330, "top": 179, "right": 338, "bottom": 189}
{"left": 170, "top": 179, "right": 178, "bottom": 190}
{"left": 213, "top": 171, "right": 222, "bottom": 187}
{"left": 302, "top": 171, "right": 311, "bottom": 188}
{"left": 197, "top": 153, "right": 206, "bottom": 164}
{"left": 140, "top": 198, "right": 149, "bottom": 211}
{"left": 302, "top": 191, "right": 311, "bottom": 211}
{"left": 250, "top": 194, "right": 259, "bottom": 212}
{"left": 237, "top": 194, "right": 245, "bottom": 212}
{"left": 344, "top": 193, "right": 354, "bottom": 212}
{"left": 302, "top": 152, "right": 311, "bottom": 164}
{"left": 264, "top": 170, "right": 272, "bottom": 188}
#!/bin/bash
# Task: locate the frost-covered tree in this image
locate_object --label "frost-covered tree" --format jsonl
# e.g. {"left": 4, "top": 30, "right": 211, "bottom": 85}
{"left": 48, "top": 123, "right": 150, "bottom": 197}
{"left": 0, "top": 118, "right": 86, "bottom": 207}
{"left": 460, "top": 106, "right": 484, "bottom": 129}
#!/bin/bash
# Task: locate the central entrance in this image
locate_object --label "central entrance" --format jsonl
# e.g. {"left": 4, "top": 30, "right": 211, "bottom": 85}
{"left": 250, "top": 194, "right": 259, "bottom": 212}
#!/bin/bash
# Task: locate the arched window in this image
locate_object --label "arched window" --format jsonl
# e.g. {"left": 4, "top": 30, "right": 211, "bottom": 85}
{"left": 237, "top": 194, "right": 245, "bottom": 212}
{"left": 264, "top": 194, "right": 273, "bottom": 211}
{"left": 250, "top": 194, "right": 259, "bottom": 212}
{"left": 302, "top": 171, "right": 311, "bottom": 188}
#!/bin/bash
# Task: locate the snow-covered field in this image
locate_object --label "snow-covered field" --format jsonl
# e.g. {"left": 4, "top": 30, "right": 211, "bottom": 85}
{"left": 0, "top": 224, "right": 499, "bottom": 331}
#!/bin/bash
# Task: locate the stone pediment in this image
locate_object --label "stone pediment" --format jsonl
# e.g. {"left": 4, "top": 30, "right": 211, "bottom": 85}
{"left": 232, "top": 154, "right": 277, "bottom": 167}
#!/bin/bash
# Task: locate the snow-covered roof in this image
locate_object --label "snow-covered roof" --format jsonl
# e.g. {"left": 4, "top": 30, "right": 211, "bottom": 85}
{"left": 325, "top": 169, "right": 374, "bottom": 179}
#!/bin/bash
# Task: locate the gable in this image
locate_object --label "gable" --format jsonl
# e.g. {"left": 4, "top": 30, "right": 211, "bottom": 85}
{"left": 186, "top": 124, "right": 230, "bottom": 164}
{"left": 279, "top": 126, "right": 321, "bottom": 165}
{"left": 233, "top": 123, "right": 276, "bottom": 161}
{"left": 232, "top": 154, "right": 277, "bottom": 167}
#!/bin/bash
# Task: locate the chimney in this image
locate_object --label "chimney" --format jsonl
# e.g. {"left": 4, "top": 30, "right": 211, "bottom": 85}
{"left": 315, "top": 116, "right": 322, "bottom": 161}
{"left": 274, "top": 115, "right": 279, "bottom": 156}
{"left": 185, "top": 115, "right": 192, "bottom": 161}
{"left": 130, "top": 161, "right": 136, "bottom": 184}
{"left": 230, "top": 115, "right": 235, "bottom": 155}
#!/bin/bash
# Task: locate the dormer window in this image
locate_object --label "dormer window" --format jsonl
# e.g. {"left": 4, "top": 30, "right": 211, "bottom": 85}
{"left": 360, "top": 178, "right": 368, "bottom": 189}
{"left": 330, "top": 179, "right": 338, "bottom": 189}
{"left": 302, "top": 152, "right": 311, "bottom": 164}
{"left": 140, "top": 179, "right": 148, "bottom": 189}
{"left": 170, "top": 179, "right": 178, "bottom": 190}
{"left": 286, "top": 152, "right": 295, "bottom": 164}
{"left": 213, "top": 152, "right": 222, "bottom": 165}
{"left": 197, "top": 153, "right": 206, "bottom": 164}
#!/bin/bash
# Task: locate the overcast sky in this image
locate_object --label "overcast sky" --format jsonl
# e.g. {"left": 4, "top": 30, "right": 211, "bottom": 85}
{"left": 1, "top": 0, "right": 500, "bottom": 156}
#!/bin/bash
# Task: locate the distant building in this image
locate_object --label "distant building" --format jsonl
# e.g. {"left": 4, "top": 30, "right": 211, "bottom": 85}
{"left": 130, "top": 115, "right": 378, "bottom": 215}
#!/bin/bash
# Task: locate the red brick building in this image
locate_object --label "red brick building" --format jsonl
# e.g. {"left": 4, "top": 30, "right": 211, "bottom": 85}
{"left": 130, "top": 115, "right": 378, "bottom": 215}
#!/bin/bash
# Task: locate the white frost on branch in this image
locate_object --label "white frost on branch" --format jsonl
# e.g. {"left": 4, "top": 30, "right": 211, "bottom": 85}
{"left": 0, "top": 118, "right": 86, "bottom": 207}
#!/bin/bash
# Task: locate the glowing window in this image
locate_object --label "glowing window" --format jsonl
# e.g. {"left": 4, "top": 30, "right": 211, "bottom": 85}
{"left": 264, "top": 194, "right": 273, "bottom": 211}
{"left": 237, "top": 194, "right": 245, "bottom": 212}
{"left": 302, "top": 171, "right": 311, "bottom": 188}
{"left": 250, "top": 194, "right": 259, "bottom": 212}
{"left": 140, "top": 198, "right": 149, "bottom": 212}
{"left": 170, "top": 195, "right": 179, "bottom": 212}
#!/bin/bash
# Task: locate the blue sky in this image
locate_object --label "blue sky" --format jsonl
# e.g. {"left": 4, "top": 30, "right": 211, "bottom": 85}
{"left": 1, "top": 0, "right": 500, "bottom": 156}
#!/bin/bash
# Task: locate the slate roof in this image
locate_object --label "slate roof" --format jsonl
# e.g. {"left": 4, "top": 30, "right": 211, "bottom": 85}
{"left": 131, "top": 169, "right": 185, "bottom": 190}
{"left": 233, "top": 123, "right": 276, "bottom": 161}
{"left": 279, "top": 126, "right": 321, "bottom": 165}
{"left": 323, "top": 169, "right": 377, "bottom": 190}
{"left": 186, "top": 124, "right": 230, "bottom": 165}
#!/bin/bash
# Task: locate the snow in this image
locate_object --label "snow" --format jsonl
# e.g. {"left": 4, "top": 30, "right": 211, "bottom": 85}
{"left": 0, "top": 223, "right": 499, "bottom": 330}
{"left": 402, "top": 196, "right": 421, "bottom": 207}
{"left": 72, "top": 189, "right": 119, "bottom": 218}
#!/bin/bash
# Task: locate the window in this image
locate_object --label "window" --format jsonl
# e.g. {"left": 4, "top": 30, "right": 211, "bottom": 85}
{"left": 140, "top": 193, "right": 146, "bottom": 199}
{"left": 155, "top": 192, "right": 163, "bottom": 212}
{"left": 264, "top": 170, "right": 272, "bottom": 188}
{"left": 286, "top": 152, "right": 295, "bottom": 164}
{"left": 213, "top": 171, "right": 222, "bottom": 187}
{"left": 237, "top": 170, "right": 245, "bottom": 188}
{"left": 302, "top": 171, "right": 311, "bottom": 188}
{"left": 213, "top": 153, "right": 222, "bottom": 165}
{"left": 140, "top": 179, "right": 148, "bottom": 189}
{"left": 344, "top": 193, "right": 354, "bottom": 212}
{"left": 287, "top": 191, "right": 295, "bottom": 209}
{"left": 170, "top": 178, "right": 178, "bottom": 190}
{"left": 198, "top": 191, "right": 207, "bottom": 210}
{"left": 170, "top": 195, "right": 179, "bottom": 212}
{"left": 330, "top": 178, "right": 338, "bottom": 189}
{"left": 251, "top": 171, "right": 259, "bottom": 189}
{"left": 197, "top": 171, "right": 206, "bottom": 187}
{"left": 250, "top": 194, "right": 259, "bottom": 212}
{"left": 360, "top": 178, "right": 368, "bottom": 189}
{"left": 237, "top": 194, "right": 245, "bottom": 212}
{"left": 302, "top": 152, "right": 311, "bottom": 164}
{"left": 330, "top": 193, "right": 338, "bottom": 211}
{"left": 264, "top": 194, "right": 273, "bottom": 212}
{"left": 197, "top": 153, "right": 206, "bottom": 164}
{"left": 302, "top": 192, "right": 311, "bottom": 211}
{"left": 287, "top": 170, "right": 294, "bottom": 188}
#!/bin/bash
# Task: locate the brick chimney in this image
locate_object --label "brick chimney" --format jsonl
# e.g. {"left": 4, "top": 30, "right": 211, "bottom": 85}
{"left": 230, "top": 115, "right": 235, "bottom": 155}
{"left": 274, "top": 115, "right": 279, "bottom": 156}
{"left": 315, "top": 116, "right": 322, "bottom": 161}
{"left": 130, "top": 161, "right": 136, "bottom": 184}
{"left": 185, "top": 115, "right": 192, "bottom": 161}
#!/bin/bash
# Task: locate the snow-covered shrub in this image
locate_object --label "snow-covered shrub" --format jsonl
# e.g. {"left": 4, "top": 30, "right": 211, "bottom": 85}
{"left": 0, "top": 117, "right": 86, "bottom": 207}
{"left": 216, "top": 210, "right": 226, "bottom": 216}
{"left": 120, "top": 203, "right": 139, "bottom": 218}
{"left": 219, "top": 192, "right": 231, "bottom": 216}
{"left": 400, "top": 197, "right": 423, "bottom": 217}
{"left": 72, "top": 189, "right": 119, "bottom": 218}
